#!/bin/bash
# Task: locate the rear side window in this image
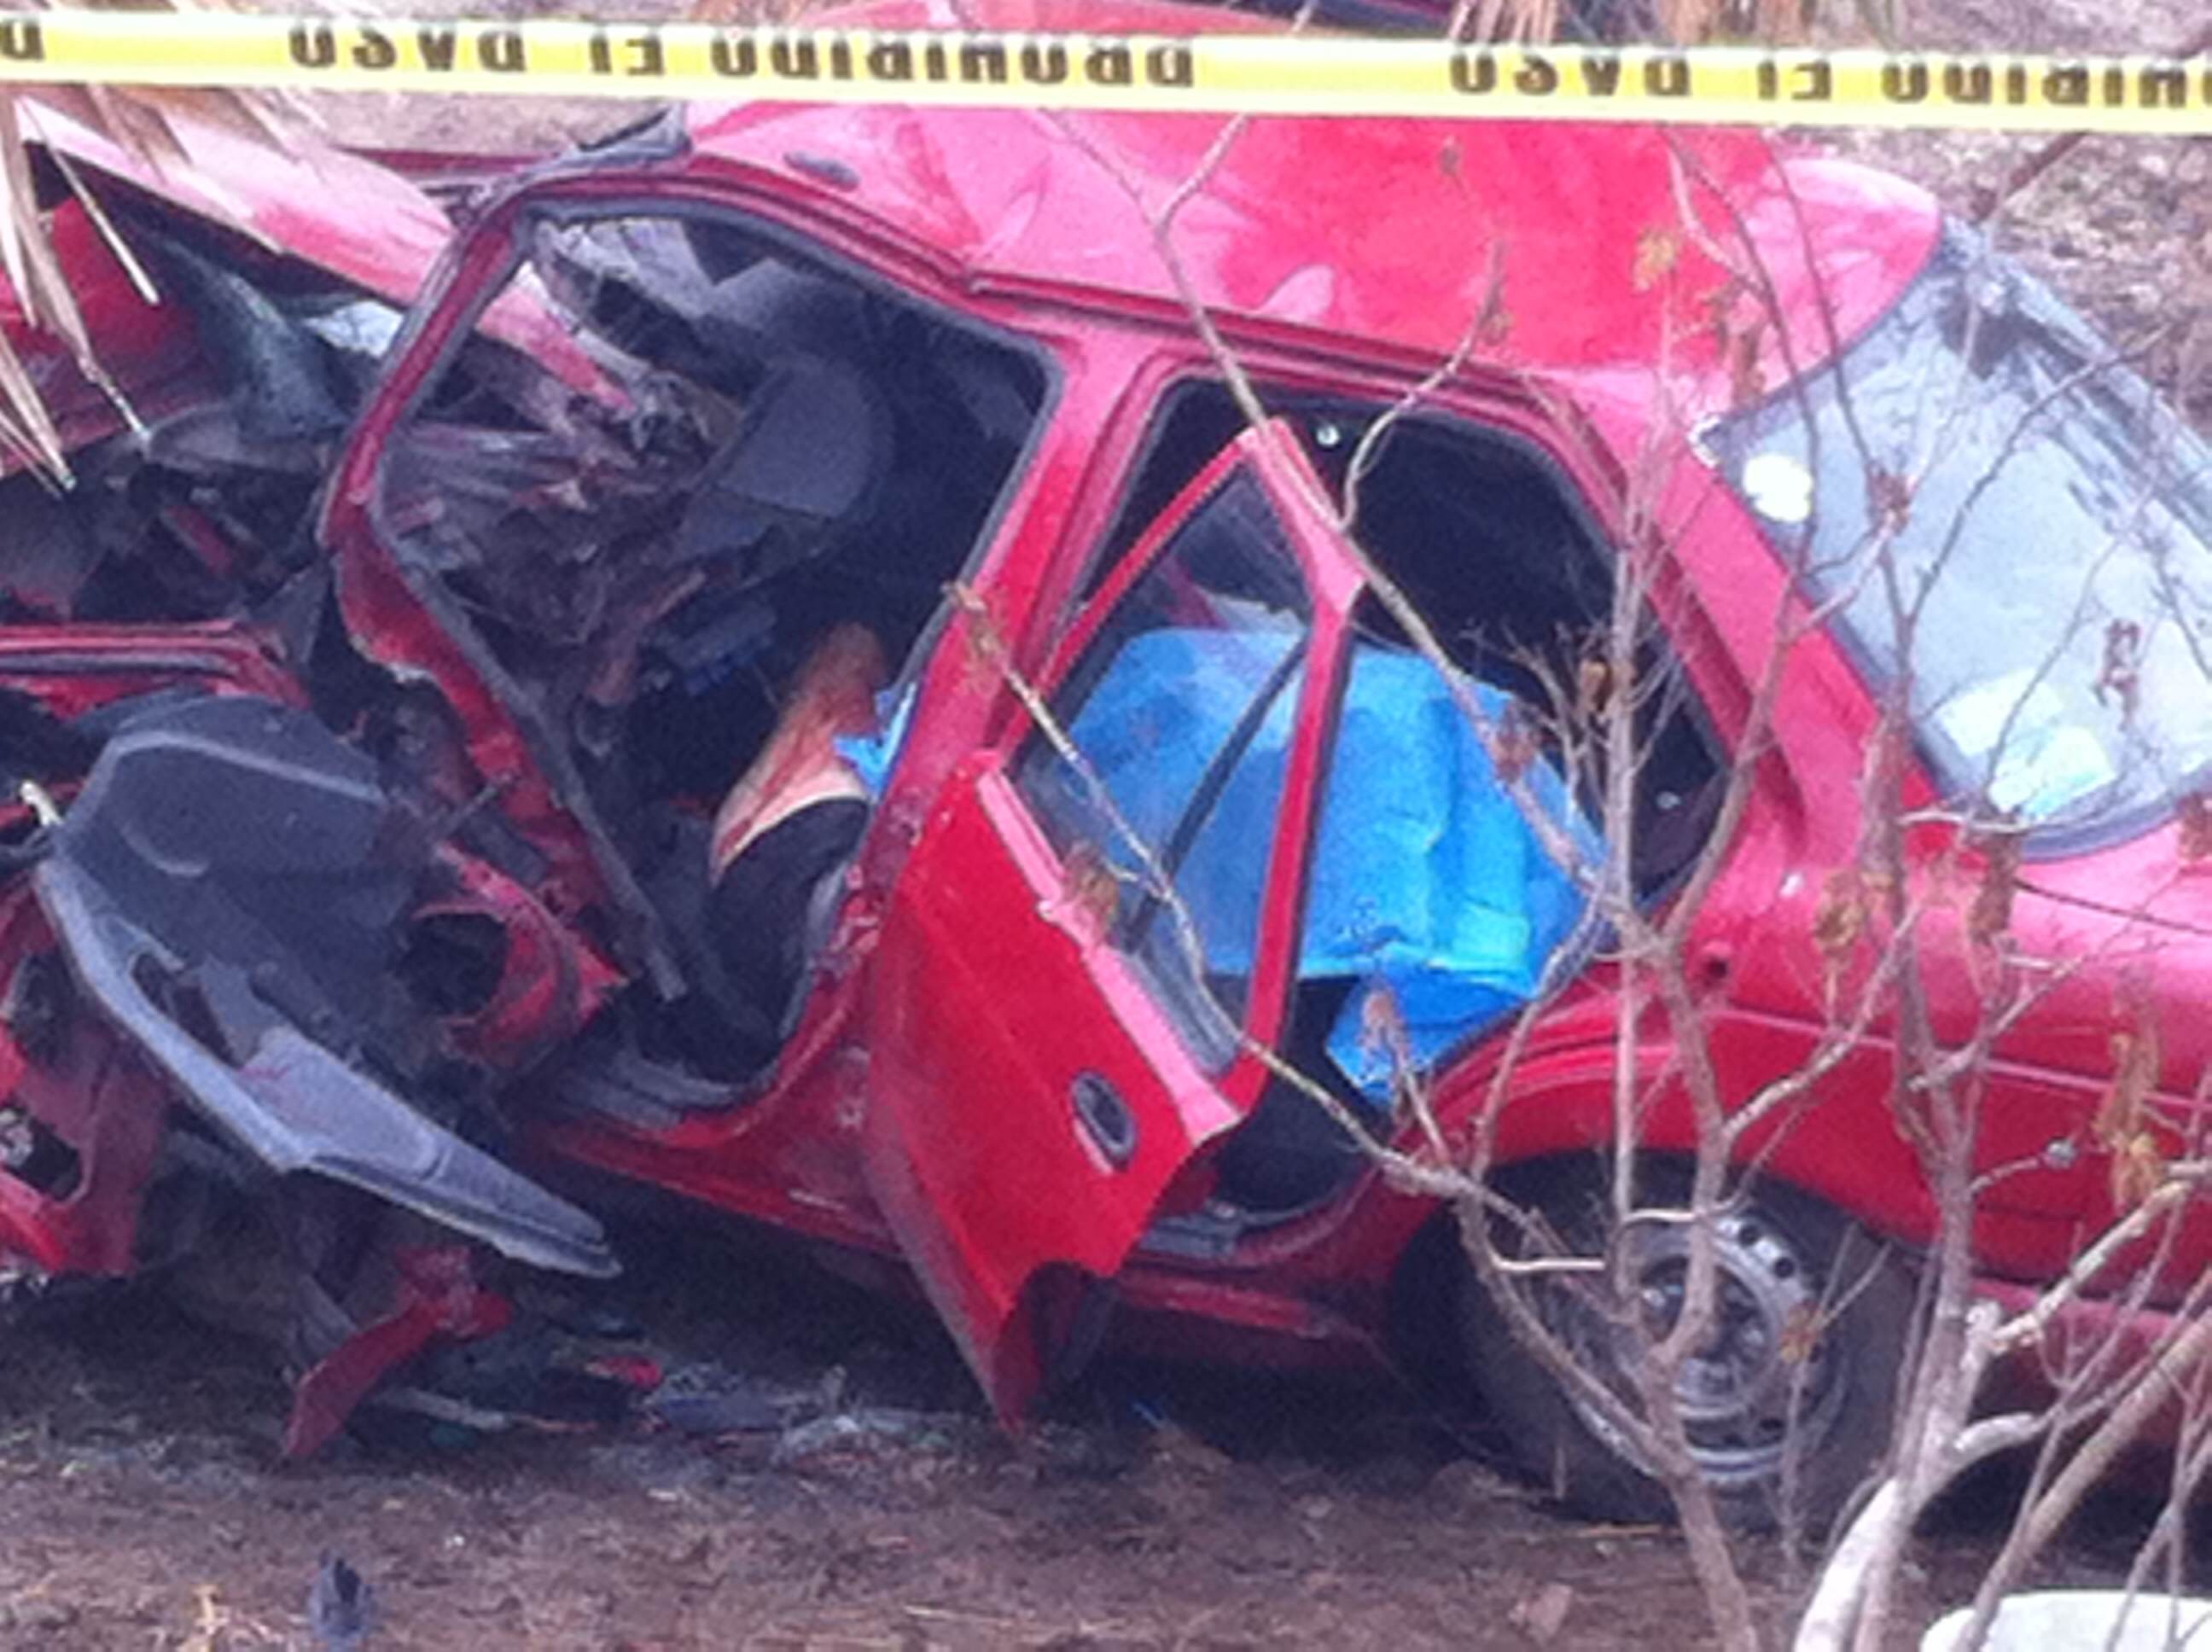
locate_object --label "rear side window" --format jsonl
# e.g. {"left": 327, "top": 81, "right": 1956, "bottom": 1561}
{"left": 1091, "top": 383, "right": 1723, "bottom": 895}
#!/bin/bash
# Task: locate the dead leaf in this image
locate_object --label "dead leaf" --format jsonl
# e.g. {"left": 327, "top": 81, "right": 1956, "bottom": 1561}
{"left": 178, "top": 1583, "right": 228, "bottom": 1652}
{"left": 2177, "top": 793, "right": 2212, "bottom": 862}
{"left": 1777, "top": 1301, "right": 1825, "bottom": 1367}
{"left": 1062, "top": 841, "right": 1121, "bottom": 933}
{"left": 952, "top": 581, "right": 1011, "bottom": 689}
{"left": 1358, "top": 980, "right": 1407, "bottom": 1066}
{"left": 1966, "top": 829, "right": 2023, "bottom": 945}
{"left": 1866, "top": 466, "right": 1913, "bottom": 534}
{"left": 1726, "top": 324, "right": 1767, "bottom": 411}
{"left": 1575, "top": 654, "right": 1612, "bottom": 721}
{"left": 2111, "top": 1131, "right": 2168, "bottom": 1211}
{"left": 1812, "top": 869, "right": 1867, "bottom": 964}
{"left": 1632, "top": 225, "right": 1680, "bottom": 292}
{"left": 2094, "top": 984, "right": 2163, "bottom": 1172}
{"left": 1493, "top": 699, "right": 1542, "bottom": 784}
{"left": 2094, "top": 619, "right": 2144, "bottom": 721}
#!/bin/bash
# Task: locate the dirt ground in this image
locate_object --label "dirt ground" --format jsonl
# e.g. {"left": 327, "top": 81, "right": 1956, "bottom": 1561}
{"left": 7, "top": 3, "right": 2211, "bottom": 1649}
{"left": 0, "top": 1219, "right": 2163, "bottom": 1652}
{"left": 0, "top": 1223, "right": 1747, "bottom": 1652}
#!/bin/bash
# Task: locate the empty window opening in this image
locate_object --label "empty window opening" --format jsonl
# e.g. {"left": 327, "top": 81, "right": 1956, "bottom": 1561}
{"left": 374, "top": 207, "right": 1050, "bottom": 1079}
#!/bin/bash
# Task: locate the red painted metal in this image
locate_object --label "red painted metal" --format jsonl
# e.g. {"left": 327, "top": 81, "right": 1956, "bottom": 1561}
{"left": 282, "top": 1247, "right": 513, "bottom": 1458}
{"left": 0, "top": 624, "right": 304, "bottom": 720}
{"left": 415, "top": 853, "right": 626, "bottom": 1070}
{"left": 684, "top": 0, "right": 1938, "bottom": 413}
{"left": 854, "top": 426, "right": 1363, "bottom": 1415}
{"left": 0, "top": 200, "right": 207, "bottom": 468}
{"left": 0, "top": 100, "right": 607, "bottom": 475}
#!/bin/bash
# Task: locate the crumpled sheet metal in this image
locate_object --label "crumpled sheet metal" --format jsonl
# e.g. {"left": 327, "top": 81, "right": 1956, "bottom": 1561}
{"left": 18, "top": 97, "right": 611, "bottom": 400}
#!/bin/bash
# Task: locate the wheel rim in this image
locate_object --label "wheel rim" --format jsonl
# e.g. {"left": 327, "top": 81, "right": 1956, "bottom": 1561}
{"left": 1546, "top": 1202, "right": 1842, "bottom": 1492}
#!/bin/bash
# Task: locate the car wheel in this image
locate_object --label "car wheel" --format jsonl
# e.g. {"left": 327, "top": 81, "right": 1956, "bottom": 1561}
{"left": 1454, "top": 1160, "right": 1914, "bottom": 1531}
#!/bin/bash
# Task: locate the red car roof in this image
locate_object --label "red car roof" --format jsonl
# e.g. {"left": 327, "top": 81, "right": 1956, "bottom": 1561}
{"left": 682, "top": 0, "right": 1941, "bottom": 402}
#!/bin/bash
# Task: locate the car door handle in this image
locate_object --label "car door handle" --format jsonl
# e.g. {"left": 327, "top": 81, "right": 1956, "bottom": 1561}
{"left": 1069, "top": 1071, "right": 1138, "bottom": 1171}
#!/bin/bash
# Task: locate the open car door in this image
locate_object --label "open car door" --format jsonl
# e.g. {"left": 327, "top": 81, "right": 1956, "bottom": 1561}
{"left": 860, "top": 424, "right": 1364, "bottom": 1417}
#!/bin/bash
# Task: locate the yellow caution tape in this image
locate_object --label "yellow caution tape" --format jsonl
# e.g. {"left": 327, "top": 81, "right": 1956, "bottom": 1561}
{"left": 0, "top": 10, "right": 2205, "bottom": 135}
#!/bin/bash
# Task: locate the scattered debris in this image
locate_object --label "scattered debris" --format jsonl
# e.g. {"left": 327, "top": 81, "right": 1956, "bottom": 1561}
{"left": 771, "top": 1407, "right": 971, "bottom": 1469}
{"left": 647, "top": 1383, "right": 789, "bottom": 1437}
{"left": 306, "top": 1554, "right": 376, "bottom": 1652}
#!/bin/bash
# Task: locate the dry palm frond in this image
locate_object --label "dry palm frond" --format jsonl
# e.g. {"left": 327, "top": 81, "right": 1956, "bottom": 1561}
{"left": 0, "top": 93, "right": 79, "bottom": 480}
{"left": 0, "top": 0, "right": 318, "bottom": 484}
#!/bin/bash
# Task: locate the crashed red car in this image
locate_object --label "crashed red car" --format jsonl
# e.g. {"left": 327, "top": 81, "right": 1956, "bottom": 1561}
{"left": 3, "top": 0, "right": 2209, "bottom": 1526}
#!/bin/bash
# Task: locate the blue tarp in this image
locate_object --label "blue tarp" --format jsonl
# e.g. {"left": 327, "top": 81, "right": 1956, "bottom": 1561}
{"left": 838, "top": 683, "right": 915, "bottom": 798}
{"left": 842, "top": 629, "right": 1599, "bottom": 1101}
{"left": 1067, "top": 629, "right": 1599, "bottom": 1099}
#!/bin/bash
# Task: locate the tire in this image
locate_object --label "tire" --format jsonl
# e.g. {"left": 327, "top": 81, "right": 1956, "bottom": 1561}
{"left": 1454, "top": 1160, "right": 1915, "bottom": 1532}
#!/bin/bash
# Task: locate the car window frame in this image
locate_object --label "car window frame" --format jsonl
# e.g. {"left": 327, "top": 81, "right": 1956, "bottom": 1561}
{"left": 1008, "top": 428, "right": 1359, "bottom": 1091}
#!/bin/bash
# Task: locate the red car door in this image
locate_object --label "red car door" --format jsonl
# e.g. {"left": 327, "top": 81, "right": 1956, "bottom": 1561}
{"left": 860, "top": 424, "right": 1363, "bottom": 1417}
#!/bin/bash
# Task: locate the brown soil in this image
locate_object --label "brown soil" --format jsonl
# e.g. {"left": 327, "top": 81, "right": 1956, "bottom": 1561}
{"left": 2, "top": 1220, "right": 2145, "bottom": 1652}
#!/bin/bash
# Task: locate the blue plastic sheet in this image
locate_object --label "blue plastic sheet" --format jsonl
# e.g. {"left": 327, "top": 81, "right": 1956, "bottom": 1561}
{"left": 1067, "top": 629, "right": 1599, "bottom": 1100}
{"left": 836, "top": 683, "right": 916, "bottom": 796}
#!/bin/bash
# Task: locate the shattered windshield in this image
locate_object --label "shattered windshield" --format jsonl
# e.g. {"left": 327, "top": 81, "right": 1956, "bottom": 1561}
{"left": 1709, "top": 222, "right": 2212, "bottom": 842}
